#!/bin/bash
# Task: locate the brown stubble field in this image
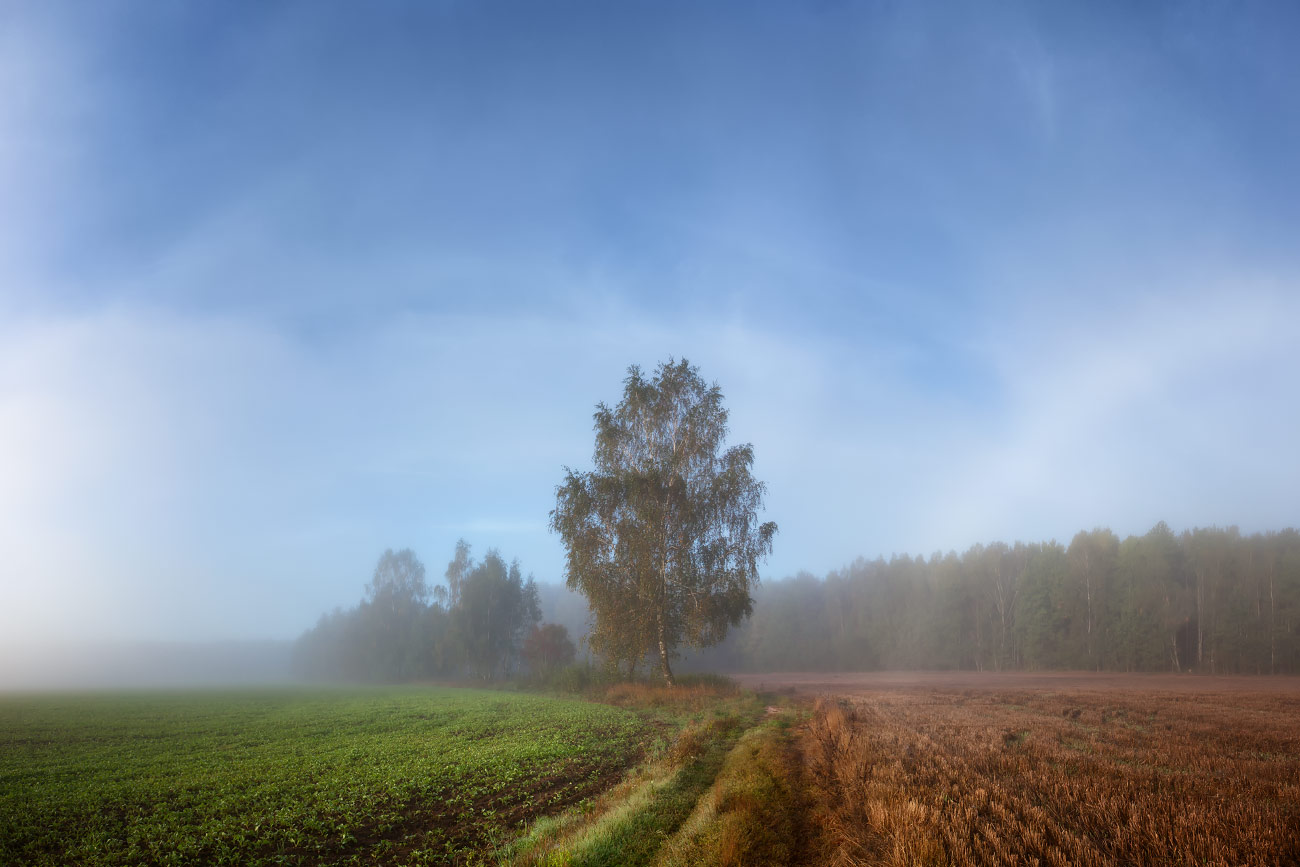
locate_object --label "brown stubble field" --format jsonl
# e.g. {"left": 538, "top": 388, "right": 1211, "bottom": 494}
{"left": 735, "top": 672, "right": 1300, "bottom": 866}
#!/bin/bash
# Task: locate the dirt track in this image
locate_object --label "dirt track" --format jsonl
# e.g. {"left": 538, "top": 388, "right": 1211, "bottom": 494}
{"left": 734, "top": 669, "right": 1300, "bottom": 695}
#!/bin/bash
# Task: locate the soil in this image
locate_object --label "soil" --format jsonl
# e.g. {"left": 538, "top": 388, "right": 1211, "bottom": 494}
{"left": 734, "top": 669, "right": 1300, "bottom": 694}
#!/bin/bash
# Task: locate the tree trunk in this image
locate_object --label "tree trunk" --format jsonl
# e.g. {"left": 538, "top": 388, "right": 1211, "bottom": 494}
{"left": 656, "top": 491, "right": 676, "bottom": 688}
{"left": 1084, "top": 548, "right": 1093, "bottom": 664}
{"left": 657, "top": 614, "right": 675, "bottom": 687}
{"left": 1269, "top": 564, "right": 1277, "bottom": 675}
{"left": 1196, "top": 567, "right": 1204, "bottom": 670}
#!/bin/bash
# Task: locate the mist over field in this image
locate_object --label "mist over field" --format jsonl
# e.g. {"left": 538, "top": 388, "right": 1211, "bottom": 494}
{"left": 0, "top": 641, "right": 293, "bottom": 691}
{"left": 0, "top": 581, "right": 594, "bottom": 690}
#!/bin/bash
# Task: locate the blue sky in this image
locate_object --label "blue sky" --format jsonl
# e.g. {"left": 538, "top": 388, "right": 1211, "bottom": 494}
{"left": 2, "top": 1, "right": 1298, "bottom": 645}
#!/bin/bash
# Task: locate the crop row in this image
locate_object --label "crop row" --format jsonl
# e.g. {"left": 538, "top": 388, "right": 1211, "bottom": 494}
{"left": 0, "top": 687, "right": 650, "bottom": 866}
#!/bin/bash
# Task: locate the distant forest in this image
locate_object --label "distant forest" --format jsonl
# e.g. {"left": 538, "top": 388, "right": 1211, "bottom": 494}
{"left": 689, "top": 524, "right": 1300, "bottom": 676}
{"left": 297, "top": 524, "right": 1300, "bottom": 682}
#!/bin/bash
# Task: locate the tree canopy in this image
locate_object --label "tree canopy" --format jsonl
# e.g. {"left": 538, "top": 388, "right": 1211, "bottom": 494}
{"left": 522, "top": 623, "right": 577, "bottom": 675}
{"left": 551, "top": 358, "right": 776, "bottom": 685}
{"left": 294, "top": 541, "right": 543, "bottom": 683}
{"left": 365, "top": 548, "right": 430, "bottom": 617}
{"left": 453, "top": 549, "right": 541, "bottom": 680}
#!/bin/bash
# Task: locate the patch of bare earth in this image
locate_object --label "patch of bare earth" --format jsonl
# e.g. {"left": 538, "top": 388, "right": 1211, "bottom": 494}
{"left": 734, "top": 670, "right": 1300, "bottom": 695}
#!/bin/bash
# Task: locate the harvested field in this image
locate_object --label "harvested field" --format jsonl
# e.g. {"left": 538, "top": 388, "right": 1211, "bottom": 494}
{"left": 759, "top": 672, "right": 1300, "bottom": 866}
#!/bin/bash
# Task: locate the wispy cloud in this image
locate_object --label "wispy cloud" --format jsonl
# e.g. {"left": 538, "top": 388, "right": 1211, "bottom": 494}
{"left": 923, "top": 283, "right": 1300, "bottom": 551}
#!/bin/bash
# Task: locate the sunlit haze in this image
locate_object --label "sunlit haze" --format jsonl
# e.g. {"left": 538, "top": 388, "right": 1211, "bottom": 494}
{"left": 3, "top": 2, "right": 1298, "bottom": 655}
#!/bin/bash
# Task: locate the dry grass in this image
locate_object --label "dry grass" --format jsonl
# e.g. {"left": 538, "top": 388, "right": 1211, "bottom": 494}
{"left": 601, "top": 678, "right": 741, "bottom": 712}
{"left": 500, "top": 684, "right": 762, "bottom": 867}
{"left": 655, "top": 715, "right": 806, "bottom": 867}
{"left": 802, "top": 686, "right": 1300, "bottom": 866}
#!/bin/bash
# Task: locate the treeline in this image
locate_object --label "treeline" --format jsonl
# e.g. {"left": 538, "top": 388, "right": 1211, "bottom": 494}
{"left": 690, "top": 524, "right": 1300, "bottom": 675}
{"left": 293, "top": 542, "right": 575, "bottom": 682}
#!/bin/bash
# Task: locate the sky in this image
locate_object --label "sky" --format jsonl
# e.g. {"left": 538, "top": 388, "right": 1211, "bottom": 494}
{"left": 2, "top": 0, "right": 1299, "bottom": 646}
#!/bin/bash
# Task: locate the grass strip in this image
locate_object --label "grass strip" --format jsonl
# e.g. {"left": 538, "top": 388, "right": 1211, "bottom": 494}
{"left": 653, "top": 712, "right": 805, "bottom": 867}
{"left": 503, "top": 690, "right": 763, "bottom": 867}
{"left": 566, "top": 715, "right": 744, "bottom": 867}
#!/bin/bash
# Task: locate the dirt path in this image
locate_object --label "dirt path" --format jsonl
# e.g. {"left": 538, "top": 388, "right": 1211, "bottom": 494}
{"left": 735, "top": 669, "right": 1300, "bottom": 695}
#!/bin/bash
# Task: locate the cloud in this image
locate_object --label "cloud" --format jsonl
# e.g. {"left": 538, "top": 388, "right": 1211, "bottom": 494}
{"left": 0, "top": 6, "right": 95, "bottom": 309}
{"left": 924, "top": 283, "right": 1300, "bottom": 550}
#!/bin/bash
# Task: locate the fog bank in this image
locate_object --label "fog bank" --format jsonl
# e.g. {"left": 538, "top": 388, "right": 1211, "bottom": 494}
{"left": 0, "top": 640, "right": 293, "bottom": 691}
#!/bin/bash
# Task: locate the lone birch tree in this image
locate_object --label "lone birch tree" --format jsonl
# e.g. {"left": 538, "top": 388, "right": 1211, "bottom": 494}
{"left": 551, "top": 359, "right": 777, "bottom": 686}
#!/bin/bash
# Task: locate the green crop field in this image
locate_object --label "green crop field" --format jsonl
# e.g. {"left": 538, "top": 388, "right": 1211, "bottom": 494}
{"left": 0, "top": 687, "right": 653, "bottom": 866}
